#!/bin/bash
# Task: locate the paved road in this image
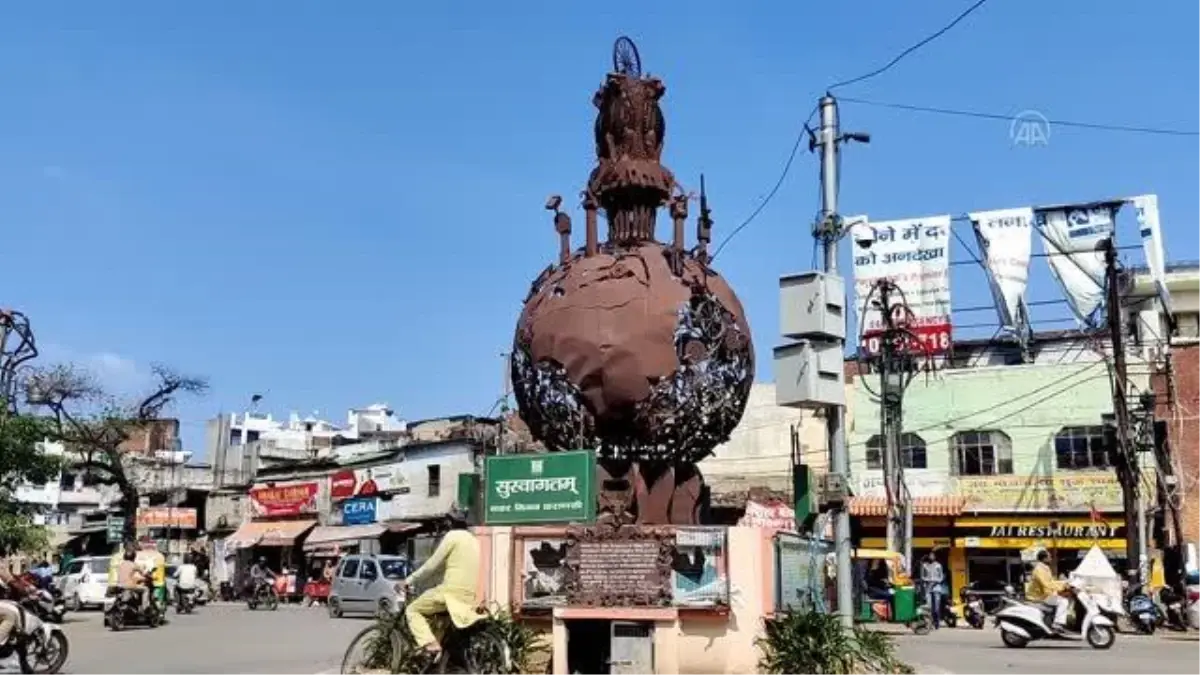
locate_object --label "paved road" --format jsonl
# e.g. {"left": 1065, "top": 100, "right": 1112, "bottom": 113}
{"left": 892, "top": 625, "right": 1199, "bottom": 674}
{"left": 12, "top": 604, "right": 1197, "bottom": 674}
{"left": 21, "top": 603, "right": 364, "bottom": 674}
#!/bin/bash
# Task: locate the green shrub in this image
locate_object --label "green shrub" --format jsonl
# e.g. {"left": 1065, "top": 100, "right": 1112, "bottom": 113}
{"left": 757, "top": 610, "right": 914, "bottom": 674}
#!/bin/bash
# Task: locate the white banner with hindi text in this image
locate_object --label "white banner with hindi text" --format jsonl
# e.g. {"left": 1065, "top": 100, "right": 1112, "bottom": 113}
{"left": 969, "top": 207, "right": 1034, "bottom": 335}
{"left": 853, "top": 215, "right": 953, "bottom": 355}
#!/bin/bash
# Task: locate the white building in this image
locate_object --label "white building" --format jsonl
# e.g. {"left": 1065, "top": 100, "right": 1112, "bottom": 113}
{"left": 15, "top": 440, "right": 117, "bottom": 540}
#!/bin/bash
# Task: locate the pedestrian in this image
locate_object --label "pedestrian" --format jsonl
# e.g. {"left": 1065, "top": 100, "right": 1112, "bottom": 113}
{"left": 920, "top": 552, "right": 946, "bottom": 629}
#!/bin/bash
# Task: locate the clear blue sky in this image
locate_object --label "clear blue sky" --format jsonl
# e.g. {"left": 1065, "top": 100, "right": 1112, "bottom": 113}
{"left": 3, "top": 2, "right": 1197, "bottom": 456}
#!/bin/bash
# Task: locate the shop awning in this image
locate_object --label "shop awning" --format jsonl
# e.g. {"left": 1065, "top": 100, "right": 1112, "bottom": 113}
{"left": 383, "top": 521, "right": 422, "bottom": 534}
{"left": 850, "top": 495, "right": 966, "bottom": 517}
{"left": 303, "top": 524, "right": 386, "bottom": 551}
{"left": 225, "top": 520, "right": 317, "bottom": 549}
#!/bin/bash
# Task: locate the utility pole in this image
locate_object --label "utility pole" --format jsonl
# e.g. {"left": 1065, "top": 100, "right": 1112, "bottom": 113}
{"left": 1103, "top": 238, "right": 1144, "bottom": 579}
{"left": 816, "top": 94, "right": 855, "bottom": 626}
{"left": 816, "top": 91, "right": 854, "bottom": 624}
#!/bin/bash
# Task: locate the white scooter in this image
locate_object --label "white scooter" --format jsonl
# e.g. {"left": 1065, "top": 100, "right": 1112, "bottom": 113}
{"left": 994, "top": 578, "right": 1116, "bottom": 650}
{"left": 0, "top": 598, "right": 70, "bottom": 674}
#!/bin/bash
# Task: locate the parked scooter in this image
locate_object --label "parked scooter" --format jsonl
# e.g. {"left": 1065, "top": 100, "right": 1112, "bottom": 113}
{"left": 105, "top": 588, "right": 164, "bottom": 631}
{"left": 1121, "top": 581, "right": 1159, "bottom": 634}
{"left": 0, "top": 598, "right": 70, "bottom": 674}
{"left": 1156, "top": 585, "right": 1189, "bottom": 632}
{"left": 960, "top": 589, "right": 988, "bottom": 629}
{"left": 995, "top": 578, "right": 1116, "bottom": 650}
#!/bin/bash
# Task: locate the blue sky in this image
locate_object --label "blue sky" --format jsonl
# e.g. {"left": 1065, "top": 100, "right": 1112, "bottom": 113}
{"left": 2, "top": 2, "right": 1197, "bottom": 456}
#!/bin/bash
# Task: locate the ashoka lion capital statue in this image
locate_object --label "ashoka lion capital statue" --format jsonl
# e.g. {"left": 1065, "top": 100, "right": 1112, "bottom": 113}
{"left": 510, "top": 37, "right": 754, "bottom": 526}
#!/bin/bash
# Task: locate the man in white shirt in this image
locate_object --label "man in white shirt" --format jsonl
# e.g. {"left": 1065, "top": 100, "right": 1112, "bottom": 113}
{"left": 175, "top": 554, "right": 199, "bottom": 606}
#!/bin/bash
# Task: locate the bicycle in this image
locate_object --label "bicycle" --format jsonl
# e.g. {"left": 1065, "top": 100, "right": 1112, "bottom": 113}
{"left": 246, "top": 582, "right": 279, "bottom": 611}
{"left": 340, "top": 601, "right": 510, "bottom": 674}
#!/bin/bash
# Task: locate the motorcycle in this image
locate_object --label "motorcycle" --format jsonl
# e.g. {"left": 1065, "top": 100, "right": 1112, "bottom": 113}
{"left": 995, "top": 579, "right": 1116, "bottom": 650}
{"left": 175, "top": 587, "right": 196, "bottom": 615}
{"left": 105, "top": 588, "right": 164, "bottom": 631}
{"left": 27, "top": 589, "right": 65, "bottom": 626}
{"left": 960, "top": 589, "right": 988, "bottom": 629}
{"left": 193, "top": 579, "right": 210, "bottom": 606}
{"left": 0, "top": 599, "right": 70, "bottom": 674}
{"left": 1123, "top": 582, "right": 1159, "bottom": 634}
{"left": 1156, "top": 586, "right": 1189, "bottom": 632}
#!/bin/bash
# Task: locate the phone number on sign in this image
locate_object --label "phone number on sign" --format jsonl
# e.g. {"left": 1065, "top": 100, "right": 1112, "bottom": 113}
{"left": 861, "top": 323, "right": 952, "bottom": 355}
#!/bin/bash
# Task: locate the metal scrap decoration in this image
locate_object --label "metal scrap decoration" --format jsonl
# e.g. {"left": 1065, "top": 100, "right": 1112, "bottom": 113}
{"left": 0, "top": 309, "right": 37, "bottom": 415}
{"left": 510, "top": 37, "right": 754, "bottom": 526}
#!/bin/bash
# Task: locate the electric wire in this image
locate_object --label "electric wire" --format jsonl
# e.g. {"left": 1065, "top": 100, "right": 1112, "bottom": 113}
{"left": 838, "top": 96, "right": 1200, "bottom": 137}
{"left": 710, "top": 104, "right": 819, "bottom": 262}
{"left": 826, "top": 0, "right": 992, "bottom": 92}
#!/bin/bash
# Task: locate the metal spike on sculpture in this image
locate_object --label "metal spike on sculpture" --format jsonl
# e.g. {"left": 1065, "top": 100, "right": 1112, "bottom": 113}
{"left": 511, "top": 37, "right": 754, "bottom": 526}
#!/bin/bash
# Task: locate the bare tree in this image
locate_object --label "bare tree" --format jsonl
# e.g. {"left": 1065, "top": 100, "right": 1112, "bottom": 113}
{"left": 25, "top": 363, "right": 208, "bottom": 540}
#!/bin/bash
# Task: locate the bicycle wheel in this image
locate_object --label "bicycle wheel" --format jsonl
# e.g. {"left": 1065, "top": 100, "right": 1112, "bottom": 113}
{"left": 341, "top": 625, "right": 403, "bottom": 675}
{"left": 461, "top": 624, "right": 511, "bottom": 674}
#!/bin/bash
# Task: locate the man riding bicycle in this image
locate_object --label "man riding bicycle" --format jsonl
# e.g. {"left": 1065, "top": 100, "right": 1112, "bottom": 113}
{"left": 248, "top": 557, "right": 276, "bottom": 598}
{"left": 401, "top": 508, "right": 481, "bottom": 658}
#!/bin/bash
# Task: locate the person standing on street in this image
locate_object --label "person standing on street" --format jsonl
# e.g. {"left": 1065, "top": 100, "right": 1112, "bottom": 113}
{"left": 920, "top": 552, "right": 946, "bottom": 629}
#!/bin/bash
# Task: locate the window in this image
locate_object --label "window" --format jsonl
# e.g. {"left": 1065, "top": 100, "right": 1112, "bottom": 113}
{"left": 1055, "top": 426, "right": 1109, "bottom": 471}
{"left": 89, "top": 558, "right": 110, "bottom": 574}
{"left": 864, "top": 433, "right": 929, "bottom": 470}
{"left": 951, "top": 430, "right": 1014, "bottom": 476}
{"left": 59, "top": 472, "right": 76, "bottom": 490}
{"left": 359, "top": 560, "right": 378, "bottom": 581}
{"left": 427, "top": 464, "right": 441, "bottom": 498}
{"left": 339, "top": 558, "right": 360, "bottom": 579}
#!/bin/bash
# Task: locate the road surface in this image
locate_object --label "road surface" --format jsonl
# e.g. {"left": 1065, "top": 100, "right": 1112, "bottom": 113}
{"left": 893, "top": 625, "right": 1199, "bottom": 674}
{"left": 19, "top": 603, "right": 361, "bottom": 674}
{"left": 10, "top": 603, "right": 1197, "bottom": 673}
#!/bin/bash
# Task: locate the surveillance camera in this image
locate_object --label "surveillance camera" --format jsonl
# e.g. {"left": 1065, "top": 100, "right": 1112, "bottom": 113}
{"left": 853, "top": 226, "right": 876, "bottom": 249}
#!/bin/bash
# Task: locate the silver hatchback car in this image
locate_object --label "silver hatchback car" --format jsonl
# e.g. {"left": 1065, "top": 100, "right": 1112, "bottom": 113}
{"left": 328, "top": 554, "right": 411, "bottom": 619}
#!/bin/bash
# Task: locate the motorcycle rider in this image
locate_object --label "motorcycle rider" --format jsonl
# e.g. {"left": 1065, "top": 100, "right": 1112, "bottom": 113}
{"left": 117, "top": 549, "right": 150, "bottom": 612}
{"left": 175, "top": 553, "right": 199, "bottom": 607}
{"left": 1026, "top": 549, "right": 1069, "bottom": 633}
{"left": 0, "top": 558, "right": 33, "bottom": 652}
{"left": 401, "top": 508, "right": 483, "bottom": 659}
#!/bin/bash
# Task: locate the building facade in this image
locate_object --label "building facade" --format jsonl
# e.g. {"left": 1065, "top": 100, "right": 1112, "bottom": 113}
{"left": 848, "top": 337, "right": 1154, "bottom": 596}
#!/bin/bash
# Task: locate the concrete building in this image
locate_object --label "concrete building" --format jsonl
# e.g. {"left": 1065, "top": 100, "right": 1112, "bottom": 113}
{"left": 848, "top": 332, "right": 1156, "bottom": 596}
{"left": 1128, "top": 261, "right": 1199, "bottom": 548}
{"left": 701, "top": 383, "right": 842, "bottom": 514}
{"left": 15, "top": 440, "right": 118, "bottom": 550}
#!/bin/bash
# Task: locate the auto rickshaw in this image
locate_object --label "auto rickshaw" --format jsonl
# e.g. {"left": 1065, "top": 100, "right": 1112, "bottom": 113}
{"left": 852, "top": 549, "right": 933, "bottom": 634}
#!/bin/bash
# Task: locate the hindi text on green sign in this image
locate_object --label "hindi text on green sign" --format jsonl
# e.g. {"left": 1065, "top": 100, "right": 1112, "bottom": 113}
{"left": 484, "top": 450, "right": 595, "bottom": 525}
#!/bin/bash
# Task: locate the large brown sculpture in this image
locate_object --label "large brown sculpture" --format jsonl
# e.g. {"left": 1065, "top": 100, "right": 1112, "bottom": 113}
{"left": 511, "top": 38, "right": 754, "bottom": 526}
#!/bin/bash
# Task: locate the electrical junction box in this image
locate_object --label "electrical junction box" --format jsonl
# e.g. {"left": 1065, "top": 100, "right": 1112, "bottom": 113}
{"left": 819, "top": 473, "right": 850, "bottom": 507}
{"left": 779, "top": 272, "right": 846, "bottom": 341}
{"left": 773, "top": 340, "right": 846, "bottom": 409}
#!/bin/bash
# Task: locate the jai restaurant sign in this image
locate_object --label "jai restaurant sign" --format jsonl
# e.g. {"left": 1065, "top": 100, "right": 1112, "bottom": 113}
{"left": 484, "top": 450, "right": 595, "bottom": 525}
{"left": 249, "top": 482, "right": 319, "bottom": 518}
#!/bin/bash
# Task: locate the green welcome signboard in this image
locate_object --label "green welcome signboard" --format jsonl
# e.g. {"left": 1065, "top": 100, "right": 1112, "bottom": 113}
{"left": 484, "top": 450, "right": 596, "bottom": 525}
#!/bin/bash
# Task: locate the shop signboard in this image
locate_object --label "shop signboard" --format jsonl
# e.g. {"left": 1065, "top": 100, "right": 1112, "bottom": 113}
{"left": 136, "top": 507, "right": 198, "bottom": 530}
{"left": 957, "top": 472, "right": 1132, "bottom": 513}
{"left": 342, "top": 497, "right": 378, "bottom": 525}
{"left": 854, "top": 470, "right": 951, "bottom": 499}
{"left": 955, "top": 517, "right": 1127, "bottom": 550}
{"left": 106, "top": 516, "right": 126, "bottom": 544}
{"left": 249, "top": 482, "right": 319, "bottom": 518}
{"left": 329, "top": 463, "right": 411, "bottom": 502}
{"left": 484, "top": 450, "right": 595, "bottom": 525}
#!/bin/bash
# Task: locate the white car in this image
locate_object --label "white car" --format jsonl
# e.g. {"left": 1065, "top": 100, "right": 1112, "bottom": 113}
{"left": 1187, "top": 584, "right": 1198, "bottom": 629}
{"left": 58, "top": 556, "right": 111, "bottom": 611}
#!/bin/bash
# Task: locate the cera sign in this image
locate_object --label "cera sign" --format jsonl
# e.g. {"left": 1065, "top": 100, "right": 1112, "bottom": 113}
{"left": 249, "top": 482, "right": 319, "bottom": 518}
{"left": 342, "top": 497, "right": 377, "bottom": 525}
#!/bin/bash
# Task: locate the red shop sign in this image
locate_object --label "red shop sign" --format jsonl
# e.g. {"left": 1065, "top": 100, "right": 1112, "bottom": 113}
{"left": 329, "top": 471, "right": 358, "bottom": 501}
{"left": 250, "top": 482, "right": 318, "bottom": 517}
